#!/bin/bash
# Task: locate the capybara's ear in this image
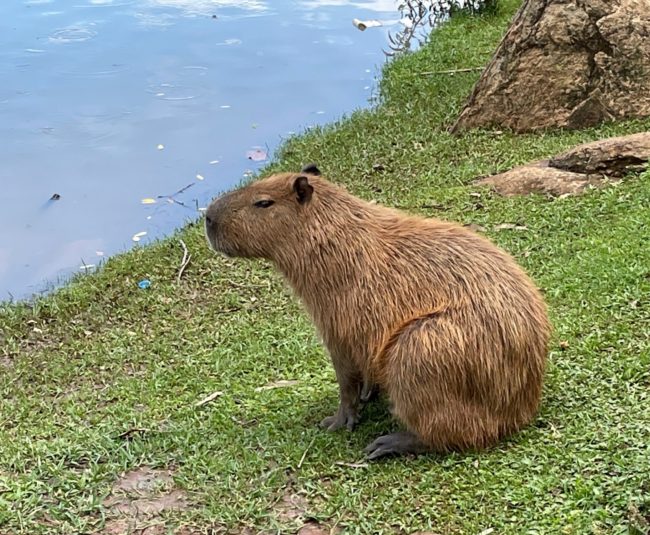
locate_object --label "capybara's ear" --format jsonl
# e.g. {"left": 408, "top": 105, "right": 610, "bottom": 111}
{"left": 293, "top": 175, "right": 314, "bottom": 204}
{"left": 301, "top": 163, "right": 321, "bottom": 176}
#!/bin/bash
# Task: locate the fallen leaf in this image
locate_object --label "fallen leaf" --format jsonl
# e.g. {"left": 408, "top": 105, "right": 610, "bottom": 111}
{"left": 196, "top": 391, "right": 224, "bottom": 407}
{"left": 141, "top": 198, "right": 156, "bottom": 204}
{"left": 559, "top": 341, "right": 570, "bottom": 350}
{"left": 246, "top": 148, "right": 267, "bottom": 162}
{"left": 494, "top": 223, "right": 528, "bottom": 231}
{"left": 255, "top": 380, "right": 299, "bottom": 392}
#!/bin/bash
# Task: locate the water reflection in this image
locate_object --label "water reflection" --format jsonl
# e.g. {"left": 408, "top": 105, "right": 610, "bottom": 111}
{"left": 143, "top": 0, "right": 268, "bottom": 14}
{"left": 0, "top": 0, "right": 398, "bottom": 300}
{"left": 299, "top": 0, "right": 398, "bottom": 11}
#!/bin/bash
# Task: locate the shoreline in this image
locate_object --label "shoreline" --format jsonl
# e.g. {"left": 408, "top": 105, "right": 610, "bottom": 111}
{"left": 2, "top": 0, "right": 650, "bottom": 533}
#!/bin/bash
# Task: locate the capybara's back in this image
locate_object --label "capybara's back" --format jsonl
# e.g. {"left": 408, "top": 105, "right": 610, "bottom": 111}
{"left": 205, "top": 166, "right": 551, "bottom": 458}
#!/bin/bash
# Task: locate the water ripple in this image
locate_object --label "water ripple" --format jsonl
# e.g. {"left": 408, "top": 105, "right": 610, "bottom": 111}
{"left": 49, "top": 25, "right": 98, "bottom": 43}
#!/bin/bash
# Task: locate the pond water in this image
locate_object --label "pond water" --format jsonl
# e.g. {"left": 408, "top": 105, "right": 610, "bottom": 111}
{"left": 0, "top": 0, "right": 401, "bottom": 301}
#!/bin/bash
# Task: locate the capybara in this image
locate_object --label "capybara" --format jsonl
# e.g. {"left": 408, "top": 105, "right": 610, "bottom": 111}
{"left": 205, "top": 165, "right": 551, "bottom": 459}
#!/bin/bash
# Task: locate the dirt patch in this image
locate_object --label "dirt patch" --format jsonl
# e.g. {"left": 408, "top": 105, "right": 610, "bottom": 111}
{"left": 273, "top": 489, "right": 340, "bottom": 535}
{"left": 100, "top": 466, "right": 189, "bottom": 535}
{"left": 0, "top": 356, "right": 13, "bottom": 369}
{"left": 275, "top": 490, "right": 309, "bottom": 524}
{"left": 298, "top": 521, "right": 334, "bottom": 535}
{"left": 475, "top": 132, "right": 650, "bottom": 197}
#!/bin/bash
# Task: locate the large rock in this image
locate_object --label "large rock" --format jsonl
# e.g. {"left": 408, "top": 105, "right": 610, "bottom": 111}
{"left": 451, "top": 0, "right": 650, "bottom": 133}
{"left": 475, "top": 132, "right": 650, "bottom": 196}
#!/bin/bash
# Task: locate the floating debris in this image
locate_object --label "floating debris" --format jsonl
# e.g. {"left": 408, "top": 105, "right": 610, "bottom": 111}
{"left": 220, "top": 105, "right": 231, "bottom": 109}
{"left": 246, "top": 148, "right": 267, "bottom": 162}
{"left": 138, "top": 279, "right": 151, "bottom": 289}
{"left": 352, "top": 18, "right": 382, "bottom": 31}
{"left": 196, "top": 174, "right": 204, "bottom": 181}
{"left": 209, "top": 160, "right": 220, "bottom": 164}
{"left": 96, "top": 251, "right": 105, "bottom": 256}
{"left": 50, "top": 193, "right": 61, "bottom": 201}
{"left": 216, "top": 39, "right": 241, "bottom": 46}
{"left": 79, "top": 264, "right": 95, "bottom": 271}
{"left": 132, "top": 231, "right": 147, "bottom": 242}
{"left": 157, "top": 144, "right": 164, "bottom": 150}
{"left": 141, "top": 198, "right": 156, "bottom": 205}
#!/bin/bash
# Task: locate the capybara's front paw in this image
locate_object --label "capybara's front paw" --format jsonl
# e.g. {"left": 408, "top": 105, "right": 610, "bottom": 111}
{"left": 320, "top": 406, "right": 360, "bottom": 432}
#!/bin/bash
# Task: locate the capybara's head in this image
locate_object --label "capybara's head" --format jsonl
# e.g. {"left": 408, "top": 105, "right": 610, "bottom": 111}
{"left": 205, "top": 164, "right": 322, "bottom": 260}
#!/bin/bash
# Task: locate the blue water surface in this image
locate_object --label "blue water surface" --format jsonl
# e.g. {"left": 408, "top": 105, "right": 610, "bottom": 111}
{"left": 0, "top": 0, "right": 400, "bottom": 300}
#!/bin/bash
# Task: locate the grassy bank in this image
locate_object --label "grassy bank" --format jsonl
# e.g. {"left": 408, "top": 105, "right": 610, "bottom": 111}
{"left": 2, "top": 0, "right": 649, "bottom": 533}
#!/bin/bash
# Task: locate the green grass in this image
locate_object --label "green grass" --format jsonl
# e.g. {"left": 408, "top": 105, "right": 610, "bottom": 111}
{"left": 2, "top": 1, "right": 650, "bottom": 533}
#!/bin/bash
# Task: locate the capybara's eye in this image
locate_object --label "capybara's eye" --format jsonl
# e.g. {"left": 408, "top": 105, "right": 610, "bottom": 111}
{"left": 205, "top": 216, "right": 212, "bottom": 225}
{"left": 254, "top": 200, "right": 275, "bottom": 208}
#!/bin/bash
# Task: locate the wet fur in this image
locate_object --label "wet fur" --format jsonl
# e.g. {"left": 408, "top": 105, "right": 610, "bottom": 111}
{"left": 205, "top": 170, "right": 551, "bottom": 454}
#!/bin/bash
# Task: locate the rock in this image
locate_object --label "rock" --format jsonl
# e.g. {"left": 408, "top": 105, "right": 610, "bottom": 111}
{"left": 476, "top": 162, "right": 604, "bottom": 196}
{"left": 451, "top": 0, "right": 650, "bottom": 133}
{"left": 549, "top": 132, "right": 650, "bottom": 176}
{"left": 475, "top": 132, "right": 649, "bottom": 196}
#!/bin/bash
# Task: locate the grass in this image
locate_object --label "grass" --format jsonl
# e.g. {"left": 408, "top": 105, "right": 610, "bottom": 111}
{"left": 2, "top": 0, "right": 650, "bottom": 533}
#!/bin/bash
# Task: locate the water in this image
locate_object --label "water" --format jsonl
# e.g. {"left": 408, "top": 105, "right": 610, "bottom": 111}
{"left": 0, "top": 0, "right": 400, "bottom": 301}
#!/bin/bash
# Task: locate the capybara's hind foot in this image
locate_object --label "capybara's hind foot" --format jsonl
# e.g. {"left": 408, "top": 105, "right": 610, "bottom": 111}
{"left": 364, "top": 431, "right": 428, "bottom": 460}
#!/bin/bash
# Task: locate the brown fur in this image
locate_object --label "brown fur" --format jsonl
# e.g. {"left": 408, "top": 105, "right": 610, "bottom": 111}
{"left": 205, "top": 170, "right": 551, "bottom": 454}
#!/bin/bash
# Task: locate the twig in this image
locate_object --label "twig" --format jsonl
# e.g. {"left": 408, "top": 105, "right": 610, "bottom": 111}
{"left": 419, "top": 67, "right": 483, "bottom": 75}
{"left": 195, "top": 390, "right": 224, "bottom": 407}
{"left": 170, "top": 182, "right": 195, "bottom": 197}
{"left": 297, "top": 437, "right": 316, "bottom": 469}
{"left": 117, "top": 428, "right": 149, "bottom": 440}
{"left": 334, "top": 461, "right": 369, "bottom": 469}
{"left": 157, "top": 182, "right": 196, "bottom": 209}
{"left": 177, "top": 239, "right": 191, "bottom": 283}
